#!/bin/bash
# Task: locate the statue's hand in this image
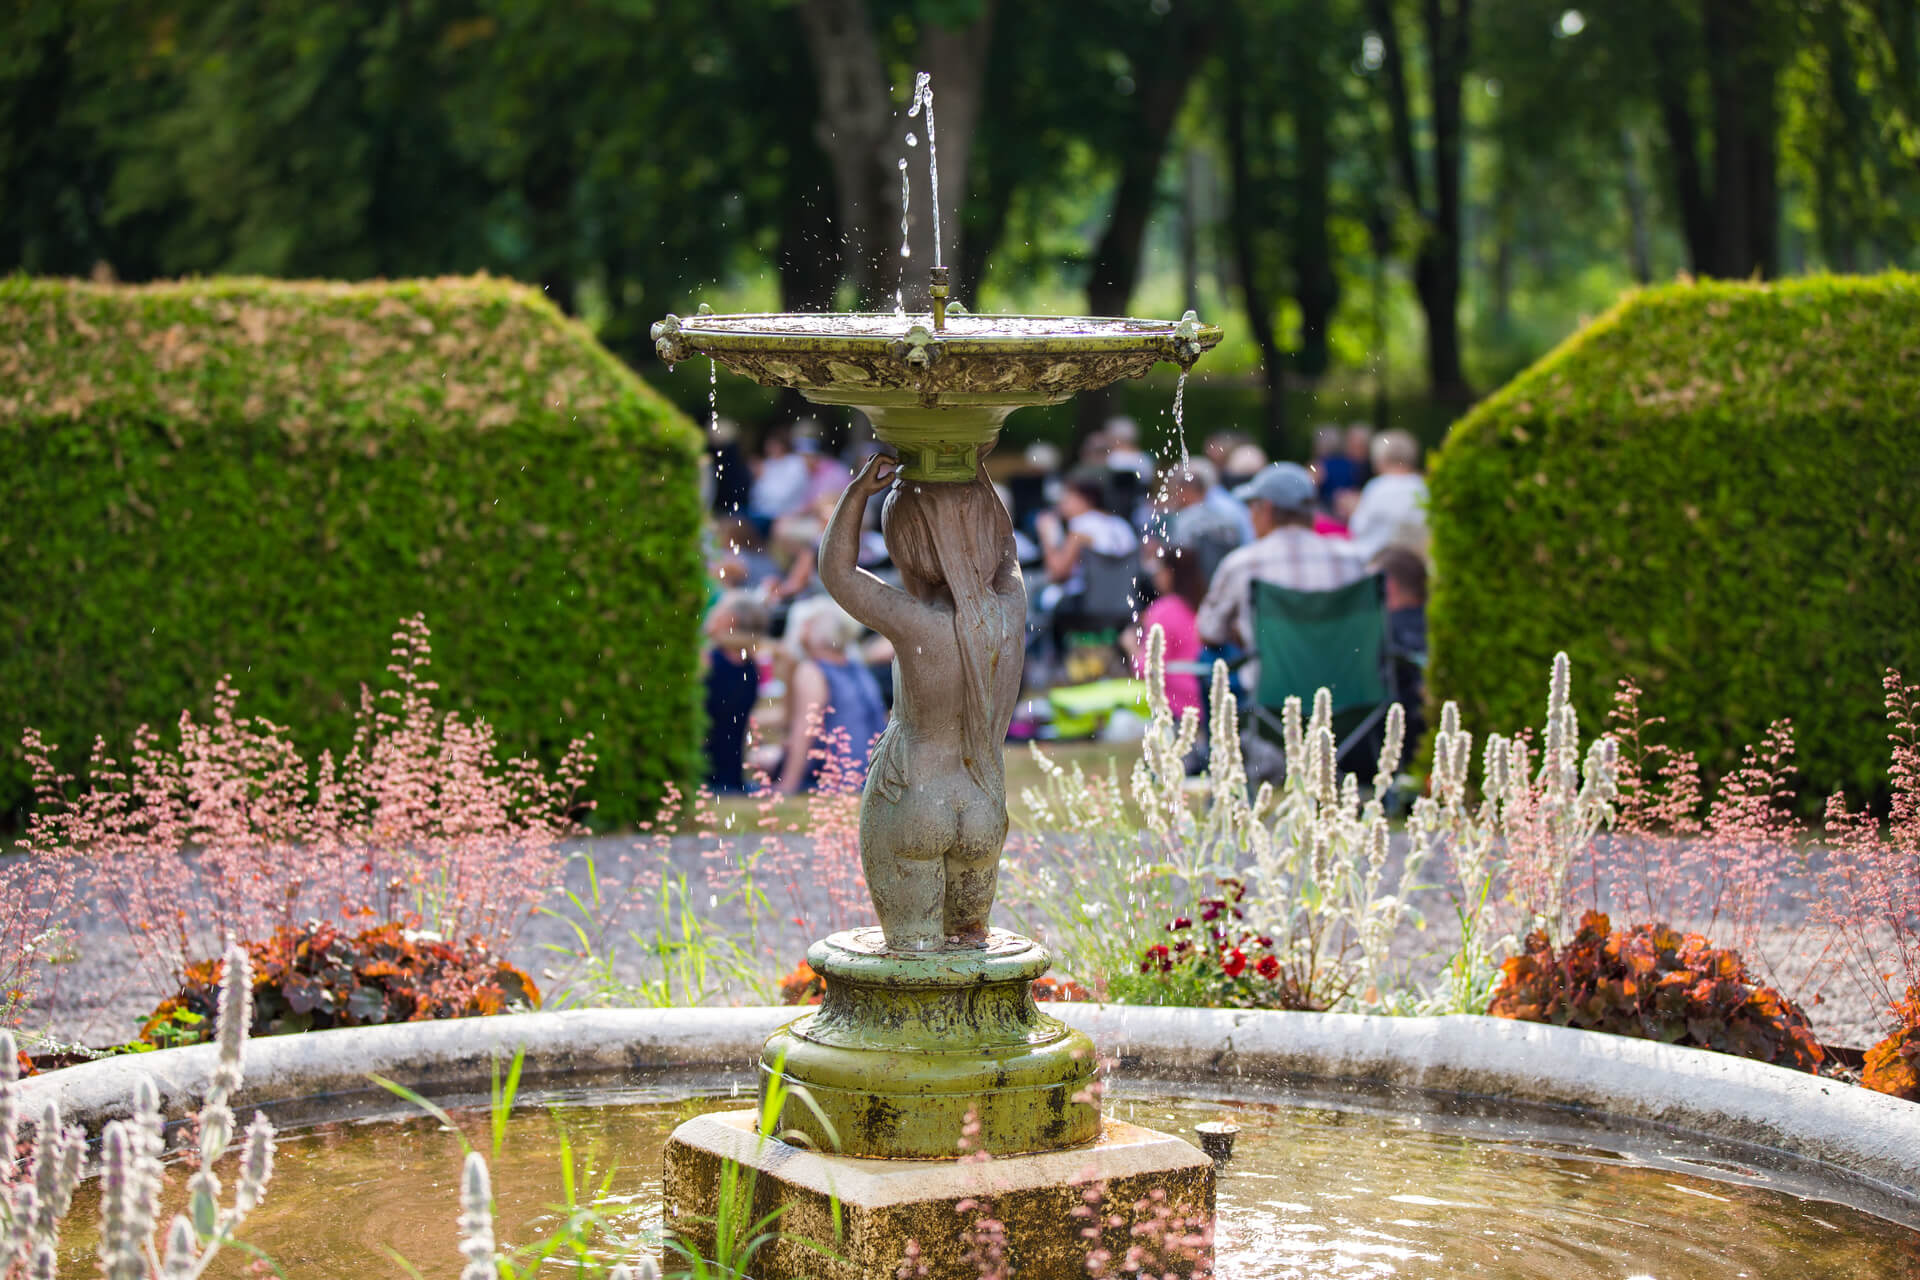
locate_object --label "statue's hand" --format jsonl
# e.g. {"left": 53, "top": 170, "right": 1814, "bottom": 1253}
{"left": 848, "top": 452, "right": 899, "bottom": 498}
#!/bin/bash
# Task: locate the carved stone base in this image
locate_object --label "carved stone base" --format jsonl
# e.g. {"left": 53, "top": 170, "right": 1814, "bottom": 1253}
{"left": 663, "top": 1110, "right": 1215, "bottom": 1280}
{"left": 759, "top": 929, "right": 1098, "bottom": 1159}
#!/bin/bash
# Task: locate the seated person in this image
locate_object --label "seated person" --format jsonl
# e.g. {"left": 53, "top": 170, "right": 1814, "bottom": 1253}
{"left": 710, "top": 517, "right": 784, "bottom": 591}
{"left": 1126, "top": 541, "right": 1210, "bottom": 725}
{"left": 1348, "top": 428, "right": 1429, "bottom": 561}
{"left": 702, "top": 591, "right": 769, "bottom": 793}
{"left": 1037, "top": 468, "right": 1142, "bottom": 654}
{"left": 777, "top": 596, "right": 889, "bottom": 794}
{"left": 1036, "top": 468, "right": 1139, "bottom": 594}
{"left": 1374, "top": 544, "right": 1429, "bottom": 746}
{"left": 1197, "top": 462, "right": 1369, "bottom": 651}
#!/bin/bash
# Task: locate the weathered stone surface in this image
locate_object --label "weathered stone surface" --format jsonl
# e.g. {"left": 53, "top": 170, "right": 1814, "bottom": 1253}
{"left": 653, "top": 311, "right": 1223, "bottom": 480}
{"left": 23, "top": 1006, "right": 1920, "bottom": 1212}
{"left": 663, "top": 1110, "right": 1214, "bottom": 1280}
{"left": 761, "top": 929, "right": 1099, "bottom": 1159}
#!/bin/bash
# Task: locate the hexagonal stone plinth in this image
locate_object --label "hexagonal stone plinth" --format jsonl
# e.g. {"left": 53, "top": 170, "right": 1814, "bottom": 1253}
{"left": 664, "top": 1110, "right": 1214, "bottom": 1280}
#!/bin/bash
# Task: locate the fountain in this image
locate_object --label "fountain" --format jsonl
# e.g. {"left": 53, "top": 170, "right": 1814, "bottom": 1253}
{"left": 25, "top": 80, "right": 1920, "bottom": 1280}
{"left": 651, "top": 255, "right": 1222, "bottom": 1277}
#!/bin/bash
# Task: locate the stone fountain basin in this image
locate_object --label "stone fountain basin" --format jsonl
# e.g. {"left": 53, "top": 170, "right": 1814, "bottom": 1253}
{"left": 659, "top": 313, "right": 1223, "bottom": 401}
{"left": 655, "top": 312, "right": 1225, "bottom": 480}
{"left": 24, "top": 1005, "right": 1920, "bottom": 1222}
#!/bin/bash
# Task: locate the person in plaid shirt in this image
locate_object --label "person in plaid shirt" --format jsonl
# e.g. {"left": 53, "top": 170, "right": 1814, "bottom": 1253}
{"left": 1196, "top": 462, "right": 1369, "bottom": 648}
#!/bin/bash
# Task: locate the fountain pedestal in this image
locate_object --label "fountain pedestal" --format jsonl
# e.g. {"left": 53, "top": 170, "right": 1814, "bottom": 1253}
{"left": 663, "top": 1111, "right": 1214, "bottom": 1280}
{"left": 758, "top": 929, "right": 1097, "bottom": 1159}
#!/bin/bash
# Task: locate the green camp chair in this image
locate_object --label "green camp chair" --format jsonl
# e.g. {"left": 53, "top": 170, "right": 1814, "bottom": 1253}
{"left": 1247, "top": 575, "right": 1397, "bottom": 768}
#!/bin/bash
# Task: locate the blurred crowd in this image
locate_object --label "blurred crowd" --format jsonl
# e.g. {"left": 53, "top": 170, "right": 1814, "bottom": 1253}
{"left": 698, "top": 414, "right": 1432, "bottom": 794}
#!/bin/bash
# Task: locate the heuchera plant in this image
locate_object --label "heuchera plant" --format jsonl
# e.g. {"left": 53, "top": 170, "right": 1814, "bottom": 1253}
{"left": 1819, "top": 669, "right": 1920, "bottom": 1043}
{"left": 20, "top": 615, "right": 592, "bottom": 997}
{"left": 141, "top": 919, "right": 539, "bottom": 1044}
{"left": 1489, "top": 910, "right": 1824, "bottom": 1072}
{"left": 1862, "top": 989, "right": 1920, "bottom": 1102}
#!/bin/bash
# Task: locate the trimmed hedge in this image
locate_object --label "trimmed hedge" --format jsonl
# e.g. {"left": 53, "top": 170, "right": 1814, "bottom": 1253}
{"left": 1429, "top": 273, "right": 1920, "bottom": 800}
{"left": 1, "top": 275, "right": 706, "bottom": 828}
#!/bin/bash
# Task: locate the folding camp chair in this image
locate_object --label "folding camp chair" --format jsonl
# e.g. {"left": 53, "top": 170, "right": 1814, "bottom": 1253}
{"left": 1246, "top": 575, "right": 1398, "bottom": 770}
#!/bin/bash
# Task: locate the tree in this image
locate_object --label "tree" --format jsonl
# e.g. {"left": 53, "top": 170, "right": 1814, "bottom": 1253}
{"left": 796, "top": 0, "right": 995, "bottom": 308}
{"left": 1220, "top": 0, "right": 1368, "bottom": 449}
{"left": 1369, "top": 0, "right": 1474, "bottom": 402}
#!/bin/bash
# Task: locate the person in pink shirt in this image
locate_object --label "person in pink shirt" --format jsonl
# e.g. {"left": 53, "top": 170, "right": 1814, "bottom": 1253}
{"left": 1130, "top": 542, "right": 1210, "bottom": 722}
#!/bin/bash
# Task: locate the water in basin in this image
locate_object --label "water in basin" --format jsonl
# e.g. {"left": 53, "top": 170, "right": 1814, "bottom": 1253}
{"left": 54, "top": 1083, "right": 1919, "bottom": 1278}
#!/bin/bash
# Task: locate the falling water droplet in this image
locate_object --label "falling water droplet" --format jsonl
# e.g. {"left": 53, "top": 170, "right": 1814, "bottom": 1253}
{"left": 709, "top": 357, "right": 719, "bottom": 434}
{"left": 1172, "top": 372, "right": 1190, "bottom": 471}
{"left": 906, "top": 132, "right": 918, "bottom": 148}
{"left": 898, "top": 157, "right": 911, "bottom": 260}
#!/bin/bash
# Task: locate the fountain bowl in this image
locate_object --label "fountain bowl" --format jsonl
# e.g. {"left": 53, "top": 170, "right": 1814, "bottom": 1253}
{"left": 651, "top": 311, "right": 1223, "bottom": 480}
{"left": 26, "top": 1006, "right": 1920, "bottom": 1278}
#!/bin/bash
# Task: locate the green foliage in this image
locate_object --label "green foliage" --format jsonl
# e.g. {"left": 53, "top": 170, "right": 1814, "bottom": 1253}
{"left": 0, "top": 274, "right": 706, "bottom": 828}
{"left": 1489, "top": 910, "right": 1824, "bottom": 1072}
{"left": 142, "top": 919, "right": 541, "bottom": 1044}
{"left": 1428, "top": 273, "right": 1920, "bottom": 800}
{"left": 1119, "top": 881, "right": 1339, "bottom": 1012}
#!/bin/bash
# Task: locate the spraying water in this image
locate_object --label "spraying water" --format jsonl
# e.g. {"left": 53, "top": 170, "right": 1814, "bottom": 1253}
{"left": 908, "top": 71, "right": 942, "bottom": 269}
{"left": 708, "top": 357, "right": 718, "bottom": 433}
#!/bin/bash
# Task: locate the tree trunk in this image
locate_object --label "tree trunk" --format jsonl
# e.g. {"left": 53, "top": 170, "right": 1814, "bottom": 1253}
{"left": 1621, "top": 127, "right": 1655, "bottom": 282}
{"left": 1077, "top": 2, "right": 1219, "bottom": 442}
{"left": 899, "top": 4, "right": 997, "bottom": 305}
{"left": 797, "top": 0, "right": 896, "bottom": 306}
{"left": 1422, "top": 0, "right": 1472, "bottom": 402}
{"left": 1285, "top": 26, "right": 1339, "bottom": 382}
{"left": 1223, "top": 49, "right": 1287, "bottom": 453}
{"left": 1703, "top": 0, "right": 1778, "bottom": 277}
{"left": 1370, "top": 0, "right": 1472, "bottom": 403}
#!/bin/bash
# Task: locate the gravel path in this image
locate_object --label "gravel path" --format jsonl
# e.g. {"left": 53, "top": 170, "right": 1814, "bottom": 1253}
{"left": 22, "top": 830, "right": 1895, "bottom": 1053}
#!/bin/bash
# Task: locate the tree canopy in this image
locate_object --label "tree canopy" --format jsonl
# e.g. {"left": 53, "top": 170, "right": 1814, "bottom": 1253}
{"left": 5, "top": 0, "right": 1917, "bottom": 449}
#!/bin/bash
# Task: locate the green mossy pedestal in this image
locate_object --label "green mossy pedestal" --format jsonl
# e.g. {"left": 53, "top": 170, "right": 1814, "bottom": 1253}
{"left": 758, "top": 928, "right": 1099, "bottom": 1159}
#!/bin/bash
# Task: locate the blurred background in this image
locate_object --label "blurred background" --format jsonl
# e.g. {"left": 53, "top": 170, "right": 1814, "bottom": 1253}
{"left": 8, "top": 0, "right": 1918, "bottom": 456}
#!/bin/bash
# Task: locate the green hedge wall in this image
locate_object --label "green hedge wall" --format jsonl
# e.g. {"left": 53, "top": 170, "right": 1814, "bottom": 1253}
{"left": 0, "top": 275, "right": 706, "bottom": 828}
{"left": 1429, "top": 273, "right": 1920, "bottom": 800}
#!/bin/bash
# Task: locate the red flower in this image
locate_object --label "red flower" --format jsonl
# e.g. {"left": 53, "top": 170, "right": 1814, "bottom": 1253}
{"left": 1222, "top": 949, "right": 1247, "bottom": 977}
{"left": 1141, "top": 944, "right": 1173, "bottom": 974}
{"left": 1169, "top": 916, "right": 1192, "bottom": 931}
{"left": 1256, "top": 954, "right": 1280, "bottom": 980}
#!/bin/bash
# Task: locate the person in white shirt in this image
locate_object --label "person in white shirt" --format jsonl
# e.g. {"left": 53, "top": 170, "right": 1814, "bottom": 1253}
{"left": 1037, "top": 469, "right": 1138, "bottom": 596}
{"left": 1346, "top": 429, "right": 1429, "bottom": 561}
{"left": 748, "top": 428, "right": 811, "bottom": 525}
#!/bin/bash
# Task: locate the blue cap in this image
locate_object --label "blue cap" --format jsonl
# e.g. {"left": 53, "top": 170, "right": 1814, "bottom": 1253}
{"left": 1233, "top": 462, "right": 1317, "bottom": 513}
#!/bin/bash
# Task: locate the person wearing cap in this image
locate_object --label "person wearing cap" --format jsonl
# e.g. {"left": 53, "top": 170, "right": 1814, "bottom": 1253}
{"left": 1196, "top": 461, "right": 1369, "bottom": 649}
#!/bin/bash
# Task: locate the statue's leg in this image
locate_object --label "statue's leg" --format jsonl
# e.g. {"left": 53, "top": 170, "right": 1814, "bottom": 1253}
{"left": 942, "top": 796, "right": 1008, "bottom": 945}
{"left": 860, "top": 785, "right": 947, "bottom": 951}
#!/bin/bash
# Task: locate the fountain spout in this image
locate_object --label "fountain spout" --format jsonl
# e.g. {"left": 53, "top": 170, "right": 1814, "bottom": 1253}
{"left": 930, "top": 265, "right": 950, "bottom": 332}
{"left": 1173, "top": 309, "right": 1208, "bottom": 369}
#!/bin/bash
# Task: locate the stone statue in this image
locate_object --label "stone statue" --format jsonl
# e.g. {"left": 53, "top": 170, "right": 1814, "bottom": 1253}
{"left": 818, "top": 453, "right": 1025, "bottom": 951}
